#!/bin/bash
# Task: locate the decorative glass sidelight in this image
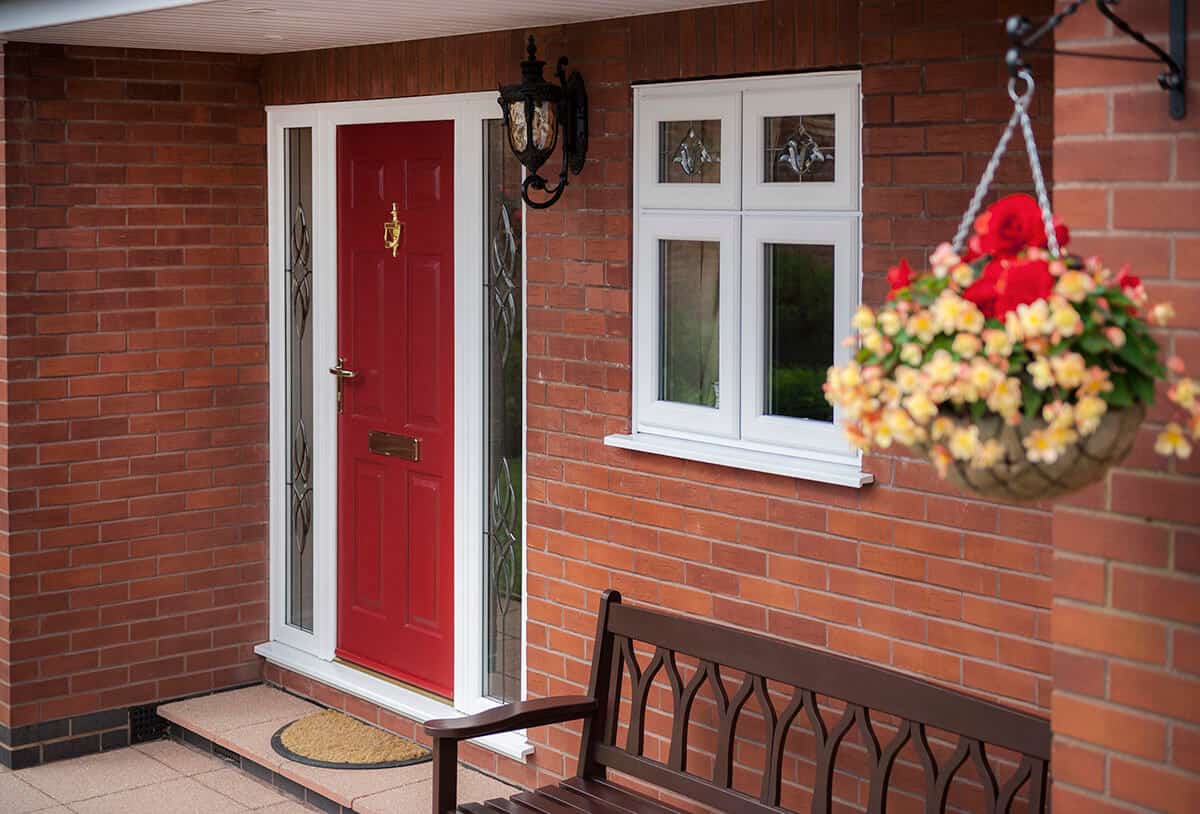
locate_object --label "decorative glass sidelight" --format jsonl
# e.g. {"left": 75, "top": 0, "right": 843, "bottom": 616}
{"left": 764, "top": 114, "right": 836, "bottom": 183}
{"left": 285, "top": 128, "right": 315, "bottom": 632}
{"left": 483, "top": 120, "right": 524, "bottom": 703}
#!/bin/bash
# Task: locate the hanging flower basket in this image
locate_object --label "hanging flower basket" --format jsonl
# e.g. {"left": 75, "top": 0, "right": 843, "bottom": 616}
{"left": 823, "top": 71, "right": 1198, "bottom": 502}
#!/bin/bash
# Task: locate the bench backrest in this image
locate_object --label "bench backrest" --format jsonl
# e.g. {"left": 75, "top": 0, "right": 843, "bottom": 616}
{"left": 576, "top": 590, "right": 1050, "bottom": 814}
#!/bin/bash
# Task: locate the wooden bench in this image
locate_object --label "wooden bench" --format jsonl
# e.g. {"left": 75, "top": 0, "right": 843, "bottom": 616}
{"left": 425, "top": 590, "right": 1050, "bottom": 813}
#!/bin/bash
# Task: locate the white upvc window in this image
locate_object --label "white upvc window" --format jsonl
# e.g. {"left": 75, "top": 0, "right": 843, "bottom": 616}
{"left": 609, "top": 72, "right": 872, "bottom": 488}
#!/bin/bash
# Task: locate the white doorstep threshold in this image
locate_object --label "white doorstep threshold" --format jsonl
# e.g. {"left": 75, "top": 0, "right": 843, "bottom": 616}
{"left": 254, "top": 640, "right": 533, "bottom": 762}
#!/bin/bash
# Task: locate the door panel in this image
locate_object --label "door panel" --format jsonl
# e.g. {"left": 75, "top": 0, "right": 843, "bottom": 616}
{"left": 336, "top": 121, "right": 455, "bottom": 698}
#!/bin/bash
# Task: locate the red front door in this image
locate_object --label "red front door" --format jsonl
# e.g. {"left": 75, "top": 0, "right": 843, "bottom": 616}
{"left": 335, "top": 121, "right": 454, "bottom": 697}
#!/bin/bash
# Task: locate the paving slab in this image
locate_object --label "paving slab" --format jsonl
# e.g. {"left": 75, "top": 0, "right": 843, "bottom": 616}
{"left": 69, "top": 776, "right": 248, "bottom": 814}
{"left": 0, "top": 773, "right": 59, "bottom": 813}
{"left": 16, "top": 746, "right": 180, "bottom": 803}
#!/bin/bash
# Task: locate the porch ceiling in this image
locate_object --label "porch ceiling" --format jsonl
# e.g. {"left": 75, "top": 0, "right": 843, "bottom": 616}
{"left": 1, "top": 0, "right": 747, "bottom": 55}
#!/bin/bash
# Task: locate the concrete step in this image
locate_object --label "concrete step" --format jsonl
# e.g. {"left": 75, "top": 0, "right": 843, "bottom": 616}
{"left": 158, "top": 684, "right": 516, "bottom": 814}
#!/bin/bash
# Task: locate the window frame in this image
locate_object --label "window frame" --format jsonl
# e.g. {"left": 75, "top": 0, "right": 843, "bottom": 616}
{"left": 741, "top": 76, "right": 861, "bottom": 211}
{"left": 635, "top": 86, "right": 741, "bottom": 210}
{"left": 616, "top": 72, "right": 870, "bottom": 487}
{"left": 739, "top": 213, "right": 858, "bottom": 459}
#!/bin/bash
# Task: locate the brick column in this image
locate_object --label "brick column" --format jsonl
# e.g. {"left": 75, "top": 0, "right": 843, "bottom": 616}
{"left": 1051, "top": 3, "right": 1200, "bottom": 811}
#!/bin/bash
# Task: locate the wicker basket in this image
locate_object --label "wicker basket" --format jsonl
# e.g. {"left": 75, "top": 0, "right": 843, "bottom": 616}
{"left": 924, "top": 405, "right": 1144, "bottom": 502}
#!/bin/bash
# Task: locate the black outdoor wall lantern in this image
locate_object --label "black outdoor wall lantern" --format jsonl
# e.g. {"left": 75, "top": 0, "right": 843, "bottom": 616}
{"left": 498, "top": 36, "right": 588, "bottom": 209}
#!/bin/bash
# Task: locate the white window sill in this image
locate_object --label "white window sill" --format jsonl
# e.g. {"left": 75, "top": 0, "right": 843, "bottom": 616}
{"left": 604, "top": 432, "right": 874, "bottom": 488}
{"left": 254, "top": 641, "right": 533, "bottom": 763}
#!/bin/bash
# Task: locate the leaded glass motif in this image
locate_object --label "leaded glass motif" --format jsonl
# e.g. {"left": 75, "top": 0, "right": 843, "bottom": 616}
{"left": 285, "top": 128, "right": 315, "bottom": 633}
{"left": 483, "top": 120, "right": 524, "bottom": 703}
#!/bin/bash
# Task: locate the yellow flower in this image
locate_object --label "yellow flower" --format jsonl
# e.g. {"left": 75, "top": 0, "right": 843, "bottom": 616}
{"left": 967, "top": 358, "right": 1000, "bottom": 397}
{"left": 1075, "top": 395, "right": 1108, "bottom": 436}
{"left": 987, "top": 377, "right": 1022, "bottom": 419}
{"left": 1005, "top": 311, "right": 1025, "bottom": 343}
{"left": 1048, "top": 422, "right": 1079, "bottom": 448}
{"left": 924, "top": 350, "right": 957, "bottom": 384}
{"left": 972, "top": 439, "right": 1004, "bottom": 469}
{"left": 1150, "top": 302, "right": 1176, "bottom": 326}
{"left": 852, "top": 305, "right": 876, "bottom": 331}
{"left": 863, "top": 329, "right": 890, "bottom": 356}
{"left": 901, "top": 343, "right": 924, "bottom": 367}
{"left": 1055, "top": 270, "right": 1095, "bottom": 303}
{"left": 878, "top": 310, "right": 902, "bottom": 336}
{"left": 873, "top": 420, "right": 895, "bottom": 448}
{"left": 903, "top": 392, "right": 938, "bottom": 424}
{"left": 932, "top": 292, "right": 966, "bottom": 334}
{"left": 1077, "top": 366, "right": 1114, "bottom": 397}
{"left": 884, "top": 408, "right": 919, "bottom": 445}
{"left": 931, "top": 416, "right": 954, "bottom": 441}
{"left": 1169, "top": 378, "right": 1197, "bottom": 410}
{"left": 1027, "top": 357, "right": 1055, "bottom": 390}
{"left": 983, "top": 329, "right": 1013, "bottom": 358}
{"left": 907, "top": 310, "right": 937, "bottom": 343}
{"left": 949, "top": 425, "right": 981, "bottom": 461}
{"left": 1155, "top": 422, "right": 1193, "bottom": 458}
{"left": 952, "top": 333, "right": 982, "bottom": 359}
{"left": 952, "top": 263, "right": 975, "bottom": 288}
{"left": 838, "top": 362, "right": 862, "bottom": 389}
{"left": 1023, "top": 428, "right": 1064, "bottom": 464}
{"left": 1051, "top": 353, "right": 1087, "bottom": 389}
{"left": 1042, "top": 401, "right": 1074, "bottom": 429}
{"left": 930, "top": 444, "right": 952, "bottom": 477}
{"left": 895, "top": 366, "right": 920, "bottom": 394}
{"left": 958, "top": 304, "right": 986, "bottom": 334}
{"left": 1050, "top": 300, "right": 1083, "bottom": 337}
{"left": 1017, "top": 300, "right": 1051, "bottom": 336}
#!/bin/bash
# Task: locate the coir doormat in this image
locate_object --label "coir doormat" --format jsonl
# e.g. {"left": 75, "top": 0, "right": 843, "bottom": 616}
{"left": 271, "top": 708, "right": 432, "bottom": 770}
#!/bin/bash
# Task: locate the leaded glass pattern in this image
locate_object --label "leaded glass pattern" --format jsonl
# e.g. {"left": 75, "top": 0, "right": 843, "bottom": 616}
{"left": 484, "top": 119, "right": 524, "bottom": 703}
{"left": 285, "top": 127, "right": 315, "bottom": 632}
{"left": 764, "top": 114, "right": 835, "bottom": 183}
{"left": 658, "top": 120, "right": 722, "bottom": 183}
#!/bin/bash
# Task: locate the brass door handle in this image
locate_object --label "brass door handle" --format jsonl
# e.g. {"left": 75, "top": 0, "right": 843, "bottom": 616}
{"left": 383, "top": 202, "right": 404, "bottom": 257}
{"left": 330, "top": 357, "right": 356, "bottom": 412}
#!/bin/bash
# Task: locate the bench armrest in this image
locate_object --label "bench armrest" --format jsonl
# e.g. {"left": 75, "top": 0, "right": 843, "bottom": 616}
{"left": 425, "top": 695, "right": 597, "bottom": 741}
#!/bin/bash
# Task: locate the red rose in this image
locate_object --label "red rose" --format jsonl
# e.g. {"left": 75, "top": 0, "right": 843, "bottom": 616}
{"left": 994, "top": 257, "right": 1055, "bottom": 315}
{"left": 1116, "top": 266, "right": 1141, "bottom": 291}
{"left": 973, "top": 194, "right": 1045, "bottom": 257}
{"left": 887, "top": 258, "right": 914, "bottom": 293}
{"left": 1048, "top": 217, "right": 1070, "bottom": 252}
{"left": 962, "top": 260, "right": 1004, "bottom": 318}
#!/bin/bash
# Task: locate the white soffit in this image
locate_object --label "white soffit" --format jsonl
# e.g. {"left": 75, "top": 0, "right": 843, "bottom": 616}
{"left": 1, "top": 0, "right": 748, "bottom": 55}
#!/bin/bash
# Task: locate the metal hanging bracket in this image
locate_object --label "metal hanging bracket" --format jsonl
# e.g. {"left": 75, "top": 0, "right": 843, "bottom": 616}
{"left": 1006, "top": 0, "right": 1187, "bottom": 120}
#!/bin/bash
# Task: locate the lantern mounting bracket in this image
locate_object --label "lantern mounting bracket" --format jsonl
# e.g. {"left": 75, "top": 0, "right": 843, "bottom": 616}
{"left": 1005, "top": 0, "right": 1187, "bottom": 120}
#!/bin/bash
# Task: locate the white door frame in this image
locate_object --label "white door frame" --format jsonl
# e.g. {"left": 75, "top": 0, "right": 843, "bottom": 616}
{"left": 259, "top": 92, "right": 529, "bottom": 760}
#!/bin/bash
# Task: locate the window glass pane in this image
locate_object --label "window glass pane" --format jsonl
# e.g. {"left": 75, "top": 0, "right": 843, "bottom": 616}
{"left": 765, "top": 243, "right": 834, "bottom": 422}
{"left": 660, "top": 239, "right": 720, "bottom": 407}
{"left": 285, "top": 127, "right": 314, "bottom": 632}
{"left": 483, "top": 119, "right": 524, "bottom": 703}
{"left": 659, "top": 120, "right": 722, "bottom": 183}
{"left": 764, "top": 114, "right": 835, "bottom": 183}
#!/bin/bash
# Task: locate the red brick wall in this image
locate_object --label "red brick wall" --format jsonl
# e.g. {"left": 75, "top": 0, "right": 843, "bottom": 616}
{"left": 265, "top": 0, "right": 1057, "bottom": 800}
{"left": 0, "top": 43, "right": 268, "bottom": 731}
{"left": 1049, "top": 3, "right": 1200, "bottom": 812}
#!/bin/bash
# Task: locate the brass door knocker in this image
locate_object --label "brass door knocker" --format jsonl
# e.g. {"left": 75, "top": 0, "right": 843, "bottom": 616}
{"left": 383, "top": 202, "right": 404, "bottom": 257}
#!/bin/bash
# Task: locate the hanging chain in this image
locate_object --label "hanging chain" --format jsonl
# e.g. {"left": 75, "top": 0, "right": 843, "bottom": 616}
{"left": 1017, "top": 88, "right": 1059, "bottom": 256}
{"left": 951, "top": 70, "right": 1059, "bottom": 257}
{"left": 950, "top": 93, "right": 1026, "bottom": 254}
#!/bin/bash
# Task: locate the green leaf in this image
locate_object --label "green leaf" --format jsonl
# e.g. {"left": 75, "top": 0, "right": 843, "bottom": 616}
{"left": 1023, "top": 386, "right": 1043, "bottom": 419}
{"left": 1105, "top": 373, "right": 1134, "bottom": 408}
{"left": 1079, "top": 332, "right": 1110, "bottom": 355}
{"left": 1129, "top": 372, "right": 1156, "bottom": 405}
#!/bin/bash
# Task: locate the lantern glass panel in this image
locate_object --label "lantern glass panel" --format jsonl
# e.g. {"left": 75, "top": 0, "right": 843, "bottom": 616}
{"left": 508, "top": 101, "right": 528, "bottom": 153}
{"left": 531, "top": 100, "right": 558, "bottom": 152}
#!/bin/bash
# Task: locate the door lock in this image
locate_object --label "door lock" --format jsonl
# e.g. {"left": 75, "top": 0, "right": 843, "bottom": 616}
{"left": 329, "top": 357, "right": 356, "bottom": 412}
